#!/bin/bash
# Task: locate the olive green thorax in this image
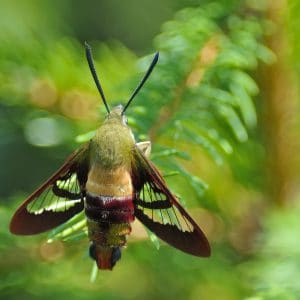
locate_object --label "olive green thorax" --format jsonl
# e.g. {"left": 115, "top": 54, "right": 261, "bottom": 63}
{"left": 90, "top": 105, "right": 135, "bottom": 169}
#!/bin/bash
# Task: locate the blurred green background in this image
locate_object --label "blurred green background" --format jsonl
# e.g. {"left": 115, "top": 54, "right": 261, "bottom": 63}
{"left": 1, "top": 0, "right": 300, "bottom": 299}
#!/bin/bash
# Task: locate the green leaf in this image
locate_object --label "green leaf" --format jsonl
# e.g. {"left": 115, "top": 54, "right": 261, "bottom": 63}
{"left": 151, "top": 148, "right": 191, "bottom": 160}
{"left": 230, "top": 82, "right": 257, "bottom": 128}
{"left": 90, "top": 263, "right": 99, "bottom": 283}
{"left": 217, "top": 105, "right": 248, "bottom": 142}
{"left": 75, "top": 130, "right": 95, "bottom": 143}
{"left": 146, "top": 229, "right": 160, "bottom": 250}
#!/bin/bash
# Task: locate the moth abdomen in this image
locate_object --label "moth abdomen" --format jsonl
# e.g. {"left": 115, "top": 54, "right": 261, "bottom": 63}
{"left": 85, "top": 193, "right": 135, "bottom": 223}
{"left": 86, "top": 164, "right": 133, "bottom": 196}
{"left": 84, "top": 191, "right": 134, "bottom": 269}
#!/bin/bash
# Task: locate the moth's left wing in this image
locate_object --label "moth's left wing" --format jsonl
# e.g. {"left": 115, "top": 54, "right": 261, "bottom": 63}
{"left": 10, "top": 145, "right": 89, "bottom": 235}
{"left": 132, "top": 147, "right": 211, "bottom": 257}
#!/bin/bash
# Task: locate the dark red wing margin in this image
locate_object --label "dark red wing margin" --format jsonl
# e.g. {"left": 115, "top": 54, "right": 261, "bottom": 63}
{"left": 10, "top": 146, "right": 89, "bottom": 235}
{"left": 132, "top": 148, "right": 211, "bottom": 257}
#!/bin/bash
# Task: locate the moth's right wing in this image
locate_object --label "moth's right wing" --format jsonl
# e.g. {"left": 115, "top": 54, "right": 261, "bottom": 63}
{"left": 10, "top": 145, "right": 90, "bottom": 235}
{"left": 132, "top": 147, "right": 211, "bottom": 257}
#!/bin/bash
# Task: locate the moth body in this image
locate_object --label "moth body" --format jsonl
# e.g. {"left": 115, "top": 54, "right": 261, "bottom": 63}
{"left": 85, "top": 106, "right": 136, "bottom": 269}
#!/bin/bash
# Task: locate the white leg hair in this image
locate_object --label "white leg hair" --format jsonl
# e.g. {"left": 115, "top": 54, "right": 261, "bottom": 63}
{"left": 136, "top": 141, "right": 151, "bottom": 158}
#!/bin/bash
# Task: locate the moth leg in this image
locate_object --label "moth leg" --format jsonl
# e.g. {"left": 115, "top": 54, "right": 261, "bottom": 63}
{"left": 135, "top": 199, "right": 172, "bottom": 209}
{"left": 136, "top": 141, "right": 151, "bottom": 158}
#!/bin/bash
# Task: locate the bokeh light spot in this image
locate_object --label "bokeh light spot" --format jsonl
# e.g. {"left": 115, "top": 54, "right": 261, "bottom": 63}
{"left": 39, "top": 241, "right": 64, "bottom": 262}
{"left": 60, "top": 89, "right": 98, "bottom": 120}
{"left": 29, "top": 79, "right": 57, "bottom": 108}
{"left": 24, "top": 117, "right": 64, "bottom": 147}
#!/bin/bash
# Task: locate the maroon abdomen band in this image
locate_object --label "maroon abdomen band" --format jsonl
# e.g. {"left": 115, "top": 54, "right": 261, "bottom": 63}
{"left": 85, "top": 193, "right": 134, "bottom": 223}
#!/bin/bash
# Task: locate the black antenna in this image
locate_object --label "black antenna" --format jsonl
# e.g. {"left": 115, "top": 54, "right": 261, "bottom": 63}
{"left": 122, "top": 52, "right": 159, "bottom": 114}
{"left": 85, "top": 42, "right": 110, "bottom": 114}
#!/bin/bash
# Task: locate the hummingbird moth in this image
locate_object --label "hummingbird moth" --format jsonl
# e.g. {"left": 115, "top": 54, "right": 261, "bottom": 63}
{"left": 10, "top": 43, "right": 211, "bottom": 270}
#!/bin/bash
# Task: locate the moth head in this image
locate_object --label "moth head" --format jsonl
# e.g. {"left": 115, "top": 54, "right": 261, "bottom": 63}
{"left": 85, "top": 42, "right": 159, "bottom": 117}
{"left": 105, "top": 105, "right": 128, "bottom": 126}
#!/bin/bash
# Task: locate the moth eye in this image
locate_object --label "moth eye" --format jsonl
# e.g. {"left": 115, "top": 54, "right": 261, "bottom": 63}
{"left": 89, "top": 242, "right": 97, "bottom": 261}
